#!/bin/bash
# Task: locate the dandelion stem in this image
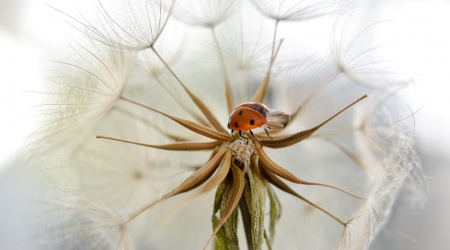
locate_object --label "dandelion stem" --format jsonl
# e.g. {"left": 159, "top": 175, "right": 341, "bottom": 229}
{"left": 239, "top": 198, "right": 254, "bottom": 250}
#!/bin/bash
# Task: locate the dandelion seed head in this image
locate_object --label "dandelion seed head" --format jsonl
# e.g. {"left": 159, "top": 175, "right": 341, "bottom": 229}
{"left": 330, "top": 5, "right": 413, "bottom": 89}
{"left": 169, "top": 0, "right": 241, "bottom": 27}
{"left": 251, "top": 0, "right": 346, "bottom": 21}
{"left": 30, "top": 0, "right": 426, "bottom": 249}
{"left": 39, "top": 195, "right": 131, "bottom": 250}
{"left": 27, "top": 43, "right": 133, "bottom": 165}
{"left": 77, "top": 0, "right": 175, "bottom": 50}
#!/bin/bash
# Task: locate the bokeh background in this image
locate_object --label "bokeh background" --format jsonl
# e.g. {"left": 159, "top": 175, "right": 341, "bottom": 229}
{"left": 0, "top": 0, "right": 449, "bottom": 249}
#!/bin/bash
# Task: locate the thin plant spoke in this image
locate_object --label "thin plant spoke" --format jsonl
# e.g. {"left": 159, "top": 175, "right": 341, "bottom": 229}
{"left": 251, "top": 39, "right": 284, "bottom": 103}
{"left": 154, "top": 150, "right": 233, "bottom": 226}
{"left": 120, "top": 95, "right": 231, "bottom": 141}
{"left": 261, "top": 95, "right": 368, "bottom": 148}
{"left": 96, "top": 135, "right": 221, "bottom": 150}
{"left": 150, "top": 47, "right": 228, "bottom": 133}
{"left": 256, "top": 146, "right": 365, "bottom": 200}
{"left": 212, "top": 27, "right": 235, "bottom": 114}
{"left": 199, "top": 150, "right": 233, "bottom": 193}
{"left": 127, "top": 147, "right": 228, "bottom": 223}
{"left": 324, "top": 138, "right": 368, "bottom": 172}
{"left": 260, "top": 164, "right": 347, "bottom": 226}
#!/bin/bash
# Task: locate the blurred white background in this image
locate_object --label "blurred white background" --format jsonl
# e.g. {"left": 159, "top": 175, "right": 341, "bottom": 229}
{"left": 0, "top": 0, "right": 449, "bottom": 249}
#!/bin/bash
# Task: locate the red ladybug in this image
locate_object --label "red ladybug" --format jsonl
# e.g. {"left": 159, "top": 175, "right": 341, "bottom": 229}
{"left": 227, "top": 102, "right": 291, "bottom": 144}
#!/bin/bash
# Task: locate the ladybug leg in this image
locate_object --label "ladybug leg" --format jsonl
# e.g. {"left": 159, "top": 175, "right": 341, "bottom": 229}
{"left": 230, "top": 130, "right": 235, "bottom": 141}
{"left": 249, "top": 130, "right": 262, "bottom": 147}
{"left": 239, "top": 130, "right": 249, "bottom": 144}
{"left": 263, "top": 128, "right": 273, "bottom": 139}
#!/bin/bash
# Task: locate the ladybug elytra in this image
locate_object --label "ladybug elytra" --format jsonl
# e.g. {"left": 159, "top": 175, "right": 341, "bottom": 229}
{"left": 227, "top": 102, "right": 292, "bottom": 145}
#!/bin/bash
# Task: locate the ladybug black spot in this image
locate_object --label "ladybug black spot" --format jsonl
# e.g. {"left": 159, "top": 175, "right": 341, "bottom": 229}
{"left": 239, "top": 110, "right": 243, "bottom": 116}
{"left": 235, "top": 122, "right": 239, "bottom": 128}
{"left": 250, "top": 119, "right": 255, "bottom": 125}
